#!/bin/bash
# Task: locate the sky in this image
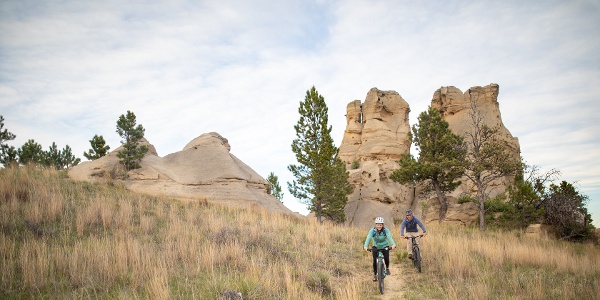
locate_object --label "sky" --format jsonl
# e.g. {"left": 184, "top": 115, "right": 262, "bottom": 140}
{"left": 1, "top": 0, "right": 599, "bottom": 227}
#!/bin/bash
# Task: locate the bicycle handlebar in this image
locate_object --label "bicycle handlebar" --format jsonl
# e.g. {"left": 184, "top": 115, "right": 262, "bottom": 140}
{"left": 403, "top": 234, "right": 425, "bottom": 239}
{"left": 367, "top": 246, "right": 392, "bottom": 252}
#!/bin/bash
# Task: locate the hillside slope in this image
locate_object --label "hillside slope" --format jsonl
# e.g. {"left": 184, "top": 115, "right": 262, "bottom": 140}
{"left": 1, "top": 166, "right": 599, "bottom": 299}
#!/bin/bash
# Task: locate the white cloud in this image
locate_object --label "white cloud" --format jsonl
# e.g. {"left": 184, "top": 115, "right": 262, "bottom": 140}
{"left": 1, "top": 0, "right": 599, "bottom": 225}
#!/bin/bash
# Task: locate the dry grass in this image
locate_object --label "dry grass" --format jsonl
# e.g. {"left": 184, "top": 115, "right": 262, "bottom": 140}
{"left": 0, "top": 166, "right": 374, "bottom": 299}
{"left": 401, "top": 224, "right": 600, "bottom": 299}
{"left": 1, "top": 166, "right": 598, "bottom": 299}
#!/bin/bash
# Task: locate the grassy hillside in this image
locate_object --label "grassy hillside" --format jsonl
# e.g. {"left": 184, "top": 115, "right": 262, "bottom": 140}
{"left": 1, "top": 166, "right": 599, "bottom": 299}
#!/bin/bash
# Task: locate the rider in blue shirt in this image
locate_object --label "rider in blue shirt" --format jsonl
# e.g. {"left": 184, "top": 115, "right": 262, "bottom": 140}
{"left": 399, "top": 209, "right": 427, "bottom": 259}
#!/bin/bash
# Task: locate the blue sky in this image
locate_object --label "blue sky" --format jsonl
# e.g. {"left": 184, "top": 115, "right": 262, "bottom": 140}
{"left": 1, "top": 0, "right": 599, "bottom": 227}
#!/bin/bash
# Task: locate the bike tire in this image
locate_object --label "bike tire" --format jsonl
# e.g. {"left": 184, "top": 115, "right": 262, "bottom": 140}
{"left": 377, "top": 259, "right": 385, "bottom": 294}
{"left": 414, "top": 246, "right": 422, "bottom": 273}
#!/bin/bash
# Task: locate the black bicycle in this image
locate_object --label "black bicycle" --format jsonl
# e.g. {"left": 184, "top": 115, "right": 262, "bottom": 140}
{"left": 405, "top": 235, "right": 424, "bottom": 272}
{"left": 368, "top": 246, "right": 391, "bottom": 294}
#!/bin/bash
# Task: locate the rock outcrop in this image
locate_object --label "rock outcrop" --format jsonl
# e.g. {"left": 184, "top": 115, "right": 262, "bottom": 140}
{"left": 69, "top": 132, "right": 294, "bottom": 216}
{"left": 339, "top": 84, "right": 520, "bottom": 227}
{"left": 338, "top": 88, "right": 414, "bottom": 227}
{"left": 422, "top": 84, "right": 521, "bottom": 224}
{"left": 431, "top": 84, "right": 520, "bottom": 166}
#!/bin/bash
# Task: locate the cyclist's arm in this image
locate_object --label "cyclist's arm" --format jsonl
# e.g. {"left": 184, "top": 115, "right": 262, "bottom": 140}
{"left": 416, "top": 217, "right": 427, "bottom": 234}
{"left": 363, "top": 228, "right": 374, "bottom": 250}
{"left": 399, "top": 220, "right": 407, "bottom": 237}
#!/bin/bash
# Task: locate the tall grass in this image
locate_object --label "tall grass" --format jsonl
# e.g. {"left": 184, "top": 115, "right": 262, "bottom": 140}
{"left": 0, "top": 166, "right": 375, "bottom": 299}
{"left": 402, "top": 224, "right": 600, "bottom": 299}
{"left": 1, "top": 166, "right": 598, "bottom": 299}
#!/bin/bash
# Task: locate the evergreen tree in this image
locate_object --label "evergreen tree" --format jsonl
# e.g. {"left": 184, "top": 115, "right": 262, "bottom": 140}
{"left": 116, "top": 111, "right": 148, "bottom": 171}
{"left": 0, "top": 146, "right": 17, "bottom": 167}
{"left": 544, "top": 181, "right": 594, "bottom": 242}
{"left": 266, "top": 172, "right": 284, "bottom": 202}
{"left": 288, "top": 86, "right": 353, "bottom": 224}
{"left": 505, "top": 161, "right": 559, "bottom": 228}
{"left": 61, "top": 145, "right": 80, "bottom": 169}
{"left": 319, "top": 158, "right": 352, "bottom": 223}
{"left": 17, "top": 139, "right": 44, "bottom": 165}
{"left": 44, "top": 142, "right": 63, "bottom": 169}
{"left": 390, "top": 107, "right": 467, "bottom": 222}
{"left": 83, "top": 134, "right": 111, "bottom": 160}
{"left": 0, "top": 115, "right": 17, "bottom": 167}
{"left": 505, "top": 162, "right": 594, "bottom": 242}
{"left": 462, "top": 97, "right": 521, "bottom": 231}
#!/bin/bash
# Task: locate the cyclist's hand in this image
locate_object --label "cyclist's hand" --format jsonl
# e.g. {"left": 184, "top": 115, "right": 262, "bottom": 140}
{"left": 364, "top": 247, "right": 368, "bottom": 252}
{"left": 391, "top": 245, "right": 396, "bottom": 250}
{"left": 423, "top": 232, "right": 427, "bottom": 237}
{"left": 401, "top": 235, "right": 406, "bottom": 239}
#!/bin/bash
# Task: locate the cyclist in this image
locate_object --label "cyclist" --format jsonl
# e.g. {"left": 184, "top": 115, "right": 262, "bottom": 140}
{"left": 399, "top": 209, "right": 427, "bottom": 260}
{"left": 363, "top": 217, "right": 396, "bottom": 281}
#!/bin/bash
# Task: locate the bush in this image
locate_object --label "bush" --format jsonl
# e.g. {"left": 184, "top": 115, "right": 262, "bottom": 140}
{"left": 458, "top": 194, "right": 477, "bottom": 204}
{"left": 306, "top": 271, "right": 331, "bottom": 296}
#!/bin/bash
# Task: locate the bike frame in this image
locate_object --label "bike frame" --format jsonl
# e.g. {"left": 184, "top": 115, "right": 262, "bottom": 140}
{"left": 405, "top": 235, "right": 424, "bottom": 272}
{"left": 368, "top": 246, "right": 391, "bottom": 294}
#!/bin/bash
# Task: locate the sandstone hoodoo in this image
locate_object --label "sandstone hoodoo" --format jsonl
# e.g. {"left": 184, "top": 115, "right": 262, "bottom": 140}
{"left": 338, "top": 88, "right": 414, "bottom": 227}
{"left": 69, "top": 132, "right": 294, "bottom": 215}
{"left": 424, "top": 84, "right": 521, "bottom": 224}
{"left": 339, "top": 84, "right": 521, "bottom": 227}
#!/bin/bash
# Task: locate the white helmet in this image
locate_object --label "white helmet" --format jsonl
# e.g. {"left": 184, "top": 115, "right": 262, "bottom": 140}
{"left": 374, "top": 217, "right": 384, "bottom": 224}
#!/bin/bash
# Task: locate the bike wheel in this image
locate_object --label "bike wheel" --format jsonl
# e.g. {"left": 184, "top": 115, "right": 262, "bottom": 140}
{"left": 413, "top": 246, "right": 422, "bottom": 273}
{"left": 377, "top": 259, "right": 385, "bottom": 294}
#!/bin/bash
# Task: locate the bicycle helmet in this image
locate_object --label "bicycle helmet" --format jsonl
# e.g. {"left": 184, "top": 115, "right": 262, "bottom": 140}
{"left": 374, "top": 217, "right": 385, "bottom": 224}
{"left": 405, "top": 208, "right": 413, "bottom": 215}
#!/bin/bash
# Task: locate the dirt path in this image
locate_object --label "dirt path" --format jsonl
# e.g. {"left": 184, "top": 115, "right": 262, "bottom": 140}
{"left": 379, "top": 270, "right": 405, "bottom": 300}
{"left": 361, "top": 261, "right": 409, "bottom": 299}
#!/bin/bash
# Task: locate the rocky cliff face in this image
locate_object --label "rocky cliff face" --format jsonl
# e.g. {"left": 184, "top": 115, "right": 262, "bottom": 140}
{"left": 419, "top": 84, "right": 520, "bottom": 224}
{"left": 69, "top": 132, "right": 295, "bottom": 216}
{"left": 338, "top": 88, "right": 414, "bottom": 228}
{"left": 340, "top": 84, "right": 520, "bottom": 227}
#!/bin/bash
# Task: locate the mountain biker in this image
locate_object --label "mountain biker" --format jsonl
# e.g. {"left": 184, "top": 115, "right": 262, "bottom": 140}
{"left": 399, "top": 209, "right": 427, "bottom": 260}
{"left": 363, "top": 217, "right": 396, "bottom": 281}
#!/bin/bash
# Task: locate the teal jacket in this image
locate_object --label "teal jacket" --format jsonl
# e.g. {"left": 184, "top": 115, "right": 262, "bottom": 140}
{"left": 364, "top": 227, "right": 396, "bottom": 249}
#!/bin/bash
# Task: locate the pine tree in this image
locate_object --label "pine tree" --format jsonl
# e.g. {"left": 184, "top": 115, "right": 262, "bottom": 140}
{"left": 288, "top": 86, "right": 353, "bottom": 223}
{"left": 61, "top": 145, "right": 80, "bottom": 169}
{"left": 266, "top": 172, "right": 284, "bottom": 202}
{"left": 41, "top": 143, "right": 80, "bottom": 170}
{"left": 44, "top": 142, "right": 63, "bottom": 169}
{"left": 506, "top": 161, "right": 559, "bottom": 227}
{"left": 390, "top": 107, "right": 467, "bottom": 222}
{"left": 17, "top": 139, "right": 44, "bottom": 166}
{"left": 83, "top": 134, "right": 111, "bottom": 160}
{"left": 116, "top": 111, "right": 148, "bottom": 171}
{"left": 544, "top": 181, "right": 594, "bottom": 241}
{"left": 0, "top": 115, "right": 17, "bottom": 167}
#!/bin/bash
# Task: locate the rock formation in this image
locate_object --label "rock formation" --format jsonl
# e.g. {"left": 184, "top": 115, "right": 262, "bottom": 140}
{"left": 339, "top": 84, "right": 520, "bottom": 227}
{"left": 69, "top": 132, "right": 295, "bottom": 216}
{"left": 422, "top": 84, "right": 521, "bottom": 224}
{"left": 338, "top": 88, "right": 414, "bottom": 228}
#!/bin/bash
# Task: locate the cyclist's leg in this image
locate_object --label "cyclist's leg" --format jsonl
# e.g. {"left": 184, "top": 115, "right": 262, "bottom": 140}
{"left": 371, "top": 247, "right": 378, "bottom": 275}
{"left": 406, "top": 232, "right": 417, "bottom": 257}
{"left": 383, "top": 248, "right": 390, "bottom": 268}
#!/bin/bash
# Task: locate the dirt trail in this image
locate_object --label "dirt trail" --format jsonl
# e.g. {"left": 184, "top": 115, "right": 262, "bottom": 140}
{"left": 379, "top": 271, "right": 405, "bottom": 300}
{"left": 361, "top": 260, "right": 410, "bottom": 299}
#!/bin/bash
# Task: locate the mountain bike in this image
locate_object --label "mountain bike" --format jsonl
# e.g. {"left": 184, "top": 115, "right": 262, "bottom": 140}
{"left": 405, "top": 235, "right": 424, "bottom": 272}
{"left": 368, "top": 246, "right": 391, "bottom": 294}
